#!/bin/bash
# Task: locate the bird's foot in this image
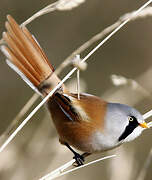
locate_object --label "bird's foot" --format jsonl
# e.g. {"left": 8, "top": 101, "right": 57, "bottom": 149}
{"left": 73, "top": 152, "right": 84, "bottom": 166}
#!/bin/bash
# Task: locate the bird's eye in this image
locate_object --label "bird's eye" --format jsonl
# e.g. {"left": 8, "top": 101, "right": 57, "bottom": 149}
{"left": 128, "top": 116, "right": 134, "bottom": 122}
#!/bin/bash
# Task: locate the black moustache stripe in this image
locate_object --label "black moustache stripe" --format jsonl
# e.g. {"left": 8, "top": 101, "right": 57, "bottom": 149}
{"left": 118, "top": 117, "right": 139, "bottom": 141}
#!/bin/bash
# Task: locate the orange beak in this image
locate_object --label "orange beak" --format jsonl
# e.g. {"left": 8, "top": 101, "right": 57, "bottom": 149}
{"left": 139, "top": 122, "right": 149, "bottom": 129}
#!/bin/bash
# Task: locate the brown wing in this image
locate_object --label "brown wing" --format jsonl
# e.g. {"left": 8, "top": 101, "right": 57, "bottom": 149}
{"left": 68, "top": 93, "right": 107, "bottom": 130}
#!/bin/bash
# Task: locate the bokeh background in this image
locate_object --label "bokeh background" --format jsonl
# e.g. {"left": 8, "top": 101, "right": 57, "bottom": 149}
{"left": 0, "top": 0, "right": 152, "bottom": 179}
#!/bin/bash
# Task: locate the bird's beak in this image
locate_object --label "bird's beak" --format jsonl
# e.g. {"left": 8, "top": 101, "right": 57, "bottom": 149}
{"left": 139, "top": 122, "right": 149, "bottom": 129}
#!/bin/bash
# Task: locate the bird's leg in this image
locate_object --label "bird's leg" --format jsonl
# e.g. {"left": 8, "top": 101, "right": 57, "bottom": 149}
{"left": 65, "top": 142, "right": 85, "bottom": 166}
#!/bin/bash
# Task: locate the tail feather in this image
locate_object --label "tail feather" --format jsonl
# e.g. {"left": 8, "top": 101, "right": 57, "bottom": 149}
{"left": 3, "top": 32, "right": 41, "bottom": 84}
{"left": 22, "top": 26, "right": 54, "bottom": 70}
{"left": 6, "top": 59, "right": 40, "bottom": 94}
{"left": 1, "top": 15, "right": 63, "bottom": 95}
{"left": 2, "top": 45, "right": 40, "bottom": 86}
{"left": 5, "top": 15, "right": 51, "bottom": 81}
{"left": 5, "top": 17, "right": 44, "bottom": 77}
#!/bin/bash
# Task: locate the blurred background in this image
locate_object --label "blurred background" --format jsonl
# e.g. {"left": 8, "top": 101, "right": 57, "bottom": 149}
{"left": 0, "top": 0, "right": 152, "bottom": 179}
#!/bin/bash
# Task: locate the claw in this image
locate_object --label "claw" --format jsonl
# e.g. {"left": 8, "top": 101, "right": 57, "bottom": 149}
{"left": 64, "top": 142, "right": 86, "bottom": 166}
{"left": 73, "top": 153, "right": 84, "bottom": 166}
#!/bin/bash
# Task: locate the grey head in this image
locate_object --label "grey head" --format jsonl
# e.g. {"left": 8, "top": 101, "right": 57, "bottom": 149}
{"left": 90, "top": 103, "right": 148, "bottom": 152}
{"left": 104, "top": 103, "right": 146, "bottom": 147}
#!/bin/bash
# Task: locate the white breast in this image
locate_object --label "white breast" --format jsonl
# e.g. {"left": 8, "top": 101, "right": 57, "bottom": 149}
{"left": 90, "top": 131, "right": 121, "bottom": 152}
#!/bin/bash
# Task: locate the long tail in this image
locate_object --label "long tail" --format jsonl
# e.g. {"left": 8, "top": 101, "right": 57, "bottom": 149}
{"left": 1, "top": 15, "right": 64, "bottom": 95}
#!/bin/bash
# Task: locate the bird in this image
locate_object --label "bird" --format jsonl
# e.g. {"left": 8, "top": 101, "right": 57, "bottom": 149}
{"left": 0, "top": 15, "right": 149, "bottom": 166}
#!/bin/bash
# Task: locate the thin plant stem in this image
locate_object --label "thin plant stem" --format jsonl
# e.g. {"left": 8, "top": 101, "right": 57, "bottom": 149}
{"left": 147, "top": 121, "right": 152, "bottom": 128}
{"left": 81, "top": 0, "right": 152, "bottom": 63}
{"left": 143, "top": 109, "right": 152, "bottom": 120}
{"left": 1, "top": 93, "right": 39, "bottom": 139}
{"left": 0, "top": 0, "right": 85, "bottom": 45}
{"left": 55, "top": 6, "right": 152, "bottom": 75}
{"left": 39, "top": 155, "right": 116, "bottom": 180}
{"left": 77, "top": 70, "right": 80, "bottom": 99}
{"left": 21, "top": 2, "right": 58, "bottom": 27}
{"left": 55, "top": 22, "right": 120, "bottom": 74}
{"left": 40, "top": 159, "right": 75, "bottom": 180}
